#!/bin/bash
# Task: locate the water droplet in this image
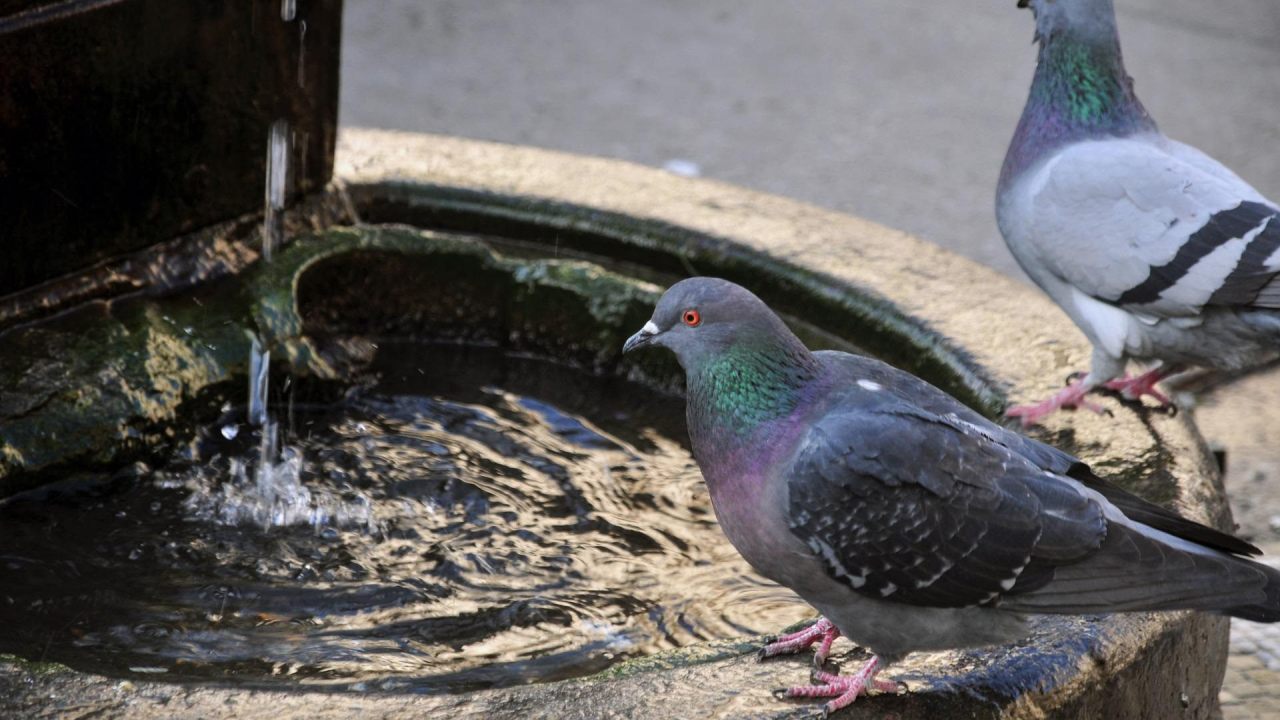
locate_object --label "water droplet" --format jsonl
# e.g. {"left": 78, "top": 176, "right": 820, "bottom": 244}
{"left": 128, "top": 548, "right": 142, "bottom": 561}
{"left": 221, "top": 424, "right": 240, "bottom": 440}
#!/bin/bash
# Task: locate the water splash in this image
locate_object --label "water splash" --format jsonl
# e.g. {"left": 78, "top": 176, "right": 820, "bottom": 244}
{"left": 184, "top": 421, "right": 376, "bottom": 531}
{"left": 281, "top": 0, "right": 297, "bottom": 22}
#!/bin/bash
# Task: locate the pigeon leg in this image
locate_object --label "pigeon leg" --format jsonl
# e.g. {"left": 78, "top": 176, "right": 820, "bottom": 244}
{"left": 758, "top": 618, "right": 839, "bottom": 663}
{"left": 813, "top": 624, "right": 841, "bottom": 666}
{"left": 782, "top": 656, "right": 900, "bottom": 715}
{"left": 1005, "top": 377, "right": 1108, "bottom": 427}
{"left": 1102, "top": 365, "right": 1181, "bottom": 407}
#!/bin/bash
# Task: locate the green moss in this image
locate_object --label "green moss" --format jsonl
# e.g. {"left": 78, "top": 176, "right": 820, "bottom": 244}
{"left": 0, "top": 653, "right": 72, "bottom": 676}
{"left": 0, "top": 224, "right": 679, "bottom": 498}
{"left": 592, "top": 637, "right": 762, "bottom": 681}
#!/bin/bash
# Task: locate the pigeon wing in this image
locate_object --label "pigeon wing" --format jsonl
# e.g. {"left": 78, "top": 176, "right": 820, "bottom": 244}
{"left": 1021, "top": 138, "right": 1280, "bottom": 316}
{"left": 786, "top": 404, "right": 1107, "bottom": 608}
{"left": 813, "top": 351, "right": 1262, "bottom": 557}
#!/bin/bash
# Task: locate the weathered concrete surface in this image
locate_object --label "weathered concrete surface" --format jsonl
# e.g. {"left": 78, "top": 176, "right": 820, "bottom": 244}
{"left": 254, "top": 224, "right": 674, "bottom": 382}
{"left": 0, "top": 613, "right": 1230, "bottom": 719}
{"left": 0, "top": 192, "right": 351, "bottom": 498}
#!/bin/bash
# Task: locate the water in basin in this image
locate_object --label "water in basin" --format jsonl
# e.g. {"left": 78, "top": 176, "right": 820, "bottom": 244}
{"left": 0, "top": 341, "right": 810, "bottom": 691}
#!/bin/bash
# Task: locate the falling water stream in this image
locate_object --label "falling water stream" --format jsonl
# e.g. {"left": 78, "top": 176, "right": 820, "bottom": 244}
{"left": 232, "top": 61, "right": 342, "bottom": 528}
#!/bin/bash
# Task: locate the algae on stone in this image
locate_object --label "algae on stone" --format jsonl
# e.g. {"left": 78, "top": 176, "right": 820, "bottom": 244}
{"left": 0, "top": 224, "right": 681, "bottom": 497}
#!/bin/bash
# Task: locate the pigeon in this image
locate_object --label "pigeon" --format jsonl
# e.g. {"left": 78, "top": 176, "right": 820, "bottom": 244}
{"left": 997, "top": 0, "right": 1280, "bottom": 425}
{"left": 623, "top": 277, "right": 1280, "bottom": 715}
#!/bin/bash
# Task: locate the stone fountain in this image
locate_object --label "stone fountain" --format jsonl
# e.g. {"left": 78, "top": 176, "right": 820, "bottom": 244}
{"left": 0, "top": 3, "right": 1233, "bottom": 719}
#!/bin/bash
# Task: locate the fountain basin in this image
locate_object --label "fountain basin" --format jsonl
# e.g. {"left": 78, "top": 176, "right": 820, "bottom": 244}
{"left": 0, "top": 129, "right": 1232, "bottom": 718}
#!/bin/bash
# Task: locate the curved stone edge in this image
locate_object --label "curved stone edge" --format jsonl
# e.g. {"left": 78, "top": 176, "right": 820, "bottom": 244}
{"left": 0, "top": 615, "right": 1228, "bottom": 720}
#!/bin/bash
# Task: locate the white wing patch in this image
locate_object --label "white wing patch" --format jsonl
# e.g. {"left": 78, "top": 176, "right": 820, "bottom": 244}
{"left": 811, "top": 537, "right": 867, "bottom": 589}
{"left": 1153, "top": 233, "right": 1253, "bottom": 310}
{"left": 1012, "top": 137, "right": 1275, "bottom": 318}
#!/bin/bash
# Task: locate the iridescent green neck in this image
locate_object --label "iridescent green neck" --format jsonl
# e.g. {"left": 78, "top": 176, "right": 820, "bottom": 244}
{"left": 687, "top": 342, "right": 821, "bottom": 441}
{"left": 1000, "top": 30, "right": 1155, "bottom": 187}
{"left": 1038, "top": 36, "right": 1138, "bottom": 125}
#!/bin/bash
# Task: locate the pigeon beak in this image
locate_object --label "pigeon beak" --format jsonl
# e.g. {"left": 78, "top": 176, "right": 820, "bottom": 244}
{"left": 623, "top": 321, "right": 661, "bottom": 354}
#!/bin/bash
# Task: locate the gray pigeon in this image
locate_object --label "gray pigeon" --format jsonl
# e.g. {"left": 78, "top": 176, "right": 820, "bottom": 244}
{"left": 998, "top": 0, "right": 1280, "bottom": 425}
{"left": 623, "top": 277, "right": 1280, "bottom": 714}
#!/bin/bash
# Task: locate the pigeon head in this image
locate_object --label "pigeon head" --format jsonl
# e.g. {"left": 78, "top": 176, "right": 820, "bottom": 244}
{"left": 1018, "top": 0, "right": 1117, "bottom": 44}
{"left": 623, "top": 277, "right": 807, "bottom": 371}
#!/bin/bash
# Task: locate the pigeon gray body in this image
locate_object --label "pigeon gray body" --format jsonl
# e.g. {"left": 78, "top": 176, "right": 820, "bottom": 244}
{"left": 624, "top": 277, "right": 1280, "bottom": 711}
{"left": 997, "top": 0, "right": 1280, "bottom": 424}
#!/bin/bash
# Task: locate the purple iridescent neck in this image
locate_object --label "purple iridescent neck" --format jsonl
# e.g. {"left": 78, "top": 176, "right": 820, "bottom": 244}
{"left": 685, "top": 338, "right": 824, "bottom": 484}
{"left": 999, "top": 20, "right": 1155, "bottom": 190}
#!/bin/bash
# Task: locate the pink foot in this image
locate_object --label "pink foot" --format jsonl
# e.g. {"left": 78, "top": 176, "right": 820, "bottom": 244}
{"left": 1005, "top": 377, "right": 1107, "bottom": 427}
{"left": 1102, "top": 367, "right": 1175, "bottom": 407}
{"left": 782, "top": 656, "right": 901, "bottom": 715}
{"left": 759, "top": 618, "right": 840, "bottom": 666}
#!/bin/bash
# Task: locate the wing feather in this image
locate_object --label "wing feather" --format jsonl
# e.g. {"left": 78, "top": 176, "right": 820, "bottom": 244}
{"left": 1022, "top": 138, "right": 1280, "bottom": 316}
{"left": 786, "top": 404, "right": 1105, "bottom": 608}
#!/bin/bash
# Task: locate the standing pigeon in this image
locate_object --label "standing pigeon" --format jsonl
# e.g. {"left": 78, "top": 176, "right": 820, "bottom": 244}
{"left": 997, "top": 0, "right": 1280, "bottom": 425}
{"left": 623, "top": 277, "right": 1280, "bottom": 714}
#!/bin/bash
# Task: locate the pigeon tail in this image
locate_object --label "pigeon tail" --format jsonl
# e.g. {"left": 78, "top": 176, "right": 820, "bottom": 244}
{"left": 1002, "top": 520, "right": 1280, "bottom": 620}
{"left": 1223, "top": 563, "right": 1280, "bottom": 623}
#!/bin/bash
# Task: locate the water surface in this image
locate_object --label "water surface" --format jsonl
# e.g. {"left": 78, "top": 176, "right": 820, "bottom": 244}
{"left": 0, "top": 343, "right": 810, "bottom": 691}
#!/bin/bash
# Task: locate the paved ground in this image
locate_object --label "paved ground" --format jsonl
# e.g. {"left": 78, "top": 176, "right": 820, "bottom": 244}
{"left": 340, "top": 2, "right": 1280, "bottom": 716}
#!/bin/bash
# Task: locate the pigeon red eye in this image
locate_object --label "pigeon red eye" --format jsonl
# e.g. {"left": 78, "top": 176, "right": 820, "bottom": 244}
{"left": 682, "top": 309, "right": 701, "bottom": 327}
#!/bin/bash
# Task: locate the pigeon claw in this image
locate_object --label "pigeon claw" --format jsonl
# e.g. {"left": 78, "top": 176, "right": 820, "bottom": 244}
{"left": 758, "top": 618, "right": 839, "bottom": 663}
{"left": 781, "top": 657, "right": 898, "bottom": 716}
{"left": 1005, "top": 376, "right": 1108, "bottom": 427}
{"left": 1101, "top": 369, "right": 1176, "bottom": 409}
{"left": 756, "top": 637, "right": 778, "bottom": 662}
